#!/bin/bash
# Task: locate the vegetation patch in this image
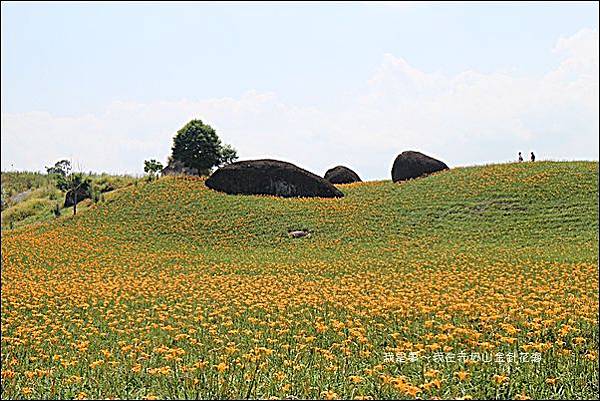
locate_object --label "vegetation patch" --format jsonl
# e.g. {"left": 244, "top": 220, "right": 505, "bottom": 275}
{"left": 1, "top": 161, "right": 598, "bottom": 400}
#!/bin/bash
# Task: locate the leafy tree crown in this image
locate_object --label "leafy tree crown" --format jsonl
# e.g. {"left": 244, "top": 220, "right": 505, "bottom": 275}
{"left": 144, "top": 159, "right": 164, "bottom": 176}
{"left": 170, "top": 119, "right": 238, "bottom": 173}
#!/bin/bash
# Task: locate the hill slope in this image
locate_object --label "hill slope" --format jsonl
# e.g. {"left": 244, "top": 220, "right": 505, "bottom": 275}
{"left": 1, "top": 171, "right": 140, "bottom": 229}
{"left": 1, "top": 161, "right": 598, "bottom": 400}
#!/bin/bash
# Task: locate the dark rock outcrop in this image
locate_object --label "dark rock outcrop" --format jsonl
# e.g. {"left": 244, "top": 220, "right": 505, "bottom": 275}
{"left": 391, "top": 151, "right": 449, "bottom": 182}
{"left": 206, "top": 159, "right": 344, "bottom": 198}
{"left": 161, "top": 159, "right": 199, "bottom": 176}
{"left": 64, "top": 187, "right": 91, "bottom": 208}
{"left": 324, "top": 166, "right": 362, "bottom": 184}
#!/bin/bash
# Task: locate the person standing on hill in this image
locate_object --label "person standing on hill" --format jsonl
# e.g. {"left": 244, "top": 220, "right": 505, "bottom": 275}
{"left": 518, "top": 152, "right": 523, "bottom": 162}
{"left": 531, "top": 152, "right": 536, "bottom": 162}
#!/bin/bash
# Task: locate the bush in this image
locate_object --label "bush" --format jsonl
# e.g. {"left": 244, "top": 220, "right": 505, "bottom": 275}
{"left": 144, "top": 159, "right": 164, "bottom": 180}
{"left": 1, "top": 171, "right": 49, "bottom": 198}
{"left": 91, "top": 186, "right": 102, "bottom": 204}
{"left": 1, "top": 198, "right": 55, "bottom": 228}
{"left": 52, "top": 203, "right": 61, "bottom": 218}
{"left": 93, "top": 175, "right": 137, "bottom": 192}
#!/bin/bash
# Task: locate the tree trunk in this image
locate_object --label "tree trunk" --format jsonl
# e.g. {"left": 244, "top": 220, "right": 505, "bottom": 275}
{"left": 73, "top": 192, "right": 77, "bottom": 215}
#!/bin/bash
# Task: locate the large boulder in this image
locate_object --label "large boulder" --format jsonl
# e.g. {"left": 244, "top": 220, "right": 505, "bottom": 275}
{"left": 206, "top": 159, "right": 344, "bottom": 198}
{"left": 391, "top": 151, "right": 449, "bottom": 182}
{"left": 64, "top": 186, "right": 91, "bottom": 208}
{"left": 161, "top": 159, "right": 199, "bottom": 176}
{"left": 324, "top": 166, "right": 362, "bottom": 184}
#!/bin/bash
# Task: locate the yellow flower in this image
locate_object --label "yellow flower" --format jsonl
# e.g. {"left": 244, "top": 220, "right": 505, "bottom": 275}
{"left": 148, "top": 366, "right": 172, "bottom": 375}
{"left": 492, "top": 374, "right": 509, "bottom": 385}
{"left": 1, "top": 370, "right": 16, "bottom": 379}
{"left": 454, "top": 370, "right": 469, "bottom": 381}
{"left": 215, "top": 362, "right": 228, "bottom": 373}
{"left": 321, "top": 390, "right": 339, "bottom": 400}
{"left": 404, "top": 385, "right": 422, "bottom": 397}
{"left": 379, "top": 374, "right": 391, "bottom": 385}
{"left": 545, "top": 377, "right": 558, "bottom": 385}
{"left": 422, "top": 378, "right": 442, "bottom": 391}
{"left": 349, "top": 375, "right": 363, "bottom": 384}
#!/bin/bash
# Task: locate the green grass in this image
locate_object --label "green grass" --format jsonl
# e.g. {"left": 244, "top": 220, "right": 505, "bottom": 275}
{"left": 1, "top": 171, "right": 141, "bottom": 229}
{"left": 1, "top": 171, "right": 50, "bottom": 198}
{"left": 1, "top": 161, "right": 598, "bottom": 400}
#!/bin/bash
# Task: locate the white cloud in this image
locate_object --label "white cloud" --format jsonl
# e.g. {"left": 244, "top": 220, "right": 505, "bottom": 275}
{"left": 2, "top": 28, "right": 598, "bottom": 180}
{"left": 551, "top": 27, "right": 599, "bottom": 81}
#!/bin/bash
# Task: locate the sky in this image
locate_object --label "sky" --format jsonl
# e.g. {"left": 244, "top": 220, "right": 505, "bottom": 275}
{"left": 1, "top": 1, "right": 598, "bottom": 180}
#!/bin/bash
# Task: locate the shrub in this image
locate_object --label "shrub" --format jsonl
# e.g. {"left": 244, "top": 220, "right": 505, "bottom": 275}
{"left": 144, "top": 159, "right": 164, "bottom": 180}
{"left": 1, "top": 198, "right": 55, "bottom": 228}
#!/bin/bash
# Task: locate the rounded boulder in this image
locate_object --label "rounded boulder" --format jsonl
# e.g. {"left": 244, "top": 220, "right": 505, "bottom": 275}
{"left": 206, "top": 159, "right": 344, "bottom": 198}
{"left": 64, "top": 187, "right": 91, "bottom": 208}
{"left": 391, "top": 151, "right": 449, "bottom": 182}
{"left": 324, "top": 166, "right": 362, "bottom": 184}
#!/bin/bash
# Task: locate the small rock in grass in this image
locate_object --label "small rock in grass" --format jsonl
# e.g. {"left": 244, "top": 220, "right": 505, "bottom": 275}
{"left": 288, "top": 230, "right": 311, "bottom": 238}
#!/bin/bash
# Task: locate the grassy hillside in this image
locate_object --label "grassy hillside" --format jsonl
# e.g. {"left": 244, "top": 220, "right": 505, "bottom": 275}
{"left": 1, "top": 161, "right": 598, "bottom": 399}
{"left": 1, "top": 171, "right": 140, "bottom": 229}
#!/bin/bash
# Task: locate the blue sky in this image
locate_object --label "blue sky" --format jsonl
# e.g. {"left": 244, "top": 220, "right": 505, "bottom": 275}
{"left": 2, "top": 2, "right": 598, "bottom": 178}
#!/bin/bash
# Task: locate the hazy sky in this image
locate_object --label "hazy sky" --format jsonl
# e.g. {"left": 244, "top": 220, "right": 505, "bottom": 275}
{"left": 2, "top": 2, "right": 598, "bottom": 179}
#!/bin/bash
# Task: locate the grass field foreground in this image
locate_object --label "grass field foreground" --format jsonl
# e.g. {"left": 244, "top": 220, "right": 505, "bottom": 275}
{"left": 1, "top": 161, "right": 598, "bottom": 399}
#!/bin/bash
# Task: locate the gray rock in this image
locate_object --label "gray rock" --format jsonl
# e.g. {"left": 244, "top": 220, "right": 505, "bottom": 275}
{"left": 161, "top": 159, "right": 199, "bottom": 176}
{"left": 288, "top": 230, "right": 311, "bottom": 238}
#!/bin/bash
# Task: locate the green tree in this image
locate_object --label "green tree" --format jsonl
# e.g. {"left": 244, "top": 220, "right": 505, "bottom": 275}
{"left": 46, "top": 159, "right": 71, "bottom": 177}
{"left": 47, "top": 160, "right": 91, "bottom": 215}
{"left": 144, "top": 159, "right": 164, "bottom": 180}
{"left": 170, "top": 119, "right": 238, "bottom": 175}
{"left": 219, "top": 144, "right": 238, "bottom": 167}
